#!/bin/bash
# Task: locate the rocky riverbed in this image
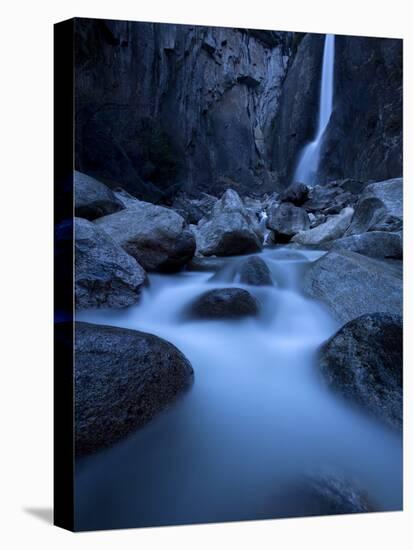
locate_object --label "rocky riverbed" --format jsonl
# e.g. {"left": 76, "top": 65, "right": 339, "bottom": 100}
{"left": 67, "top": 170, "right": 403, "bottom": 529}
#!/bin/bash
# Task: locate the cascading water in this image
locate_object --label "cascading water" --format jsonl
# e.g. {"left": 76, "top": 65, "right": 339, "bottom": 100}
{"left": 293, "top": 34, "right": 335, "bottom": 186}
{"left": 75, "top": 248, "right": 402, "bottom": 530}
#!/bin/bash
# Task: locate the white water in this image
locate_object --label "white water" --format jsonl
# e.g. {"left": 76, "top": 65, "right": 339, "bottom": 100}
{"left": 294, "top": 34, "right": 335, "bottom": 186}
{"left": 75, "top": 248, "right": 402, "bottom": 530}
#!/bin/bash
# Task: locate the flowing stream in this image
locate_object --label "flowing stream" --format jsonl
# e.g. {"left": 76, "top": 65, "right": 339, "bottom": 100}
{"left": 75, "top": 247, "right": 402, "bottom": 530}
{"left": 294, "top": 34, "right": 335, "bottom": 185}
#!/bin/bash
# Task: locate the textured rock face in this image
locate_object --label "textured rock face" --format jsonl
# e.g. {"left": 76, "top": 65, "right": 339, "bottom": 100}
{"left": 73, "top": 322, "right": 194, "bottom": 456}
{"left": 319, "top": 313, "right": 402, "bottom": 430}
{"left": 279, "top": 182, "right": 310, "bottom": 206}
{"left": 172, "top": 192, "right": 217, "bottom": 224}
{"left": 346, "top": 178, "right": 403, "bottom": 235}
{"left": 303, "top": 250, "right": 402, "bottom": 324}
{"left": 292, "top": 206, "right": 354, "bottom": 245}
{"left": 74, "top": 170, "right": 124, "bottom": 220}
{"left": 75, "top": 217, "right": 146, "bottom": 309}
{"left": 238, "top": 256, "right": 273, "bottom": 286}
{"left": 187, "top": 288, "right": 259, "bottom": 319}
{"left": 267, "top": 202, "right": 310, "bottom": 242}
{"left": 193, "top": 189, "right": 263, "bottom": 256}
{"left": 94, "top": 201, "right": 195, "bottom": 271}
{"left": 331, "top": 231, "right": 402, "bottom": 260}
{"left": 75, "top": 19, "right": 292, "bottom": 199}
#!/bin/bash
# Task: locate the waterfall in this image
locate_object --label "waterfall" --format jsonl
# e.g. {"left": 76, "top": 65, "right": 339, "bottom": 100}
{"left": 293, "top": 34, "right": 335, "bottom": 186}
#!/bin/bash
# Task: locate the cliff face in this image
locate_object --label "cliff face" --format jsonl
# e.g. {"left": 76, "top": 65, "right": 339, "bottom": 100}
{"left": 74, "top": 19, "right": 402, "bottom": 199}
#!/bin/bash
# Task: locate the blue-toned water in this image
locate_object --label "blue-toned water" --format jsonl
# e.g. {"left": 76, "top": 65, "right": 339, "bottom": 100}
{"left": 75, "top": 248, "right": 402, "bottom": 530}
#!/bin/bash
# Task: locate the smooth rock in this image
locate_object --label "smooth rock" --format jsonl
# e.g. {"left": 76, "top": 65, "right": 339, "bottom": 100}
{"left": 72, "top": 322, "right": 194, "bottom": 456}
{"left": 292, "top": 207, "right": 354, "bottom": 246}
{"left": 74, "top": 170, "right": 124, "bottom": 220}
{"left": 267, "top": 202, "right": 310, "bottom": 243}
{"left": 94, "top": 201, "right": 196, "bottom": 271}
{"left": 330, "top": 231, "right": 402, "bottom": 260}
{"left": 238, "top": 256, "right": 273, "bottom": 286}
{"left": 188, "top": 288, "right": 259, "bottom": 319}
{"left": 75, "top": 217, "right": 146, "bottom": 309}
{"left": 303, "top": 250, "right": 402, "bottom": 324}
{"left": 193, "top": 189, "right": 263, "bottom": 256}
{"left": 319, "top": 313, "right": 402, "bottom": 430}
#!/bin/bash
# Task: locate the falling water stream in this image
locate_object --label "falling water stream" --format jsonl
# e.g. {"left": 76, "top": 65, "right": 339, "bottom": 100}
{"left": 294, "top": 34, "right": 335, "bottom": 185}
{"left": 75, "top": 247, "right": 402, "bottom": 530}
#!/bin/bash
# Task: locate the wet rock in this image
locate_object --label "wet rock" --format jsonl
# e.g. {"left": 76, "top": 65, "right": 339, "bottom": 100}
{"left": 292, "top": 207, "right": 354, "bottom": 246}
{"left": 303, "top": 250, "right": 402, "bottom": 324}
{"left": 330, "top": 231, "right": 402, "bottom": 260}
{"left": 74, "top": 170, "right": 124, "bottom": 220}
{"left": 193, "top": 189, "right": 263, "bottom": 256}
{"left": 238, "top": 256, "right": 273, "bottom": 286}
{"left": 94, "top": 201, "right": 196, "bottom": 271}
{"left": 186, "top": 256, "right": 226, "bottom": 272}
{"left": 73, "top": 322, "right": 194, "bottom": 456}
{"left": 188, "top": 288, "right": 259, "bottom": 319}
{"left": 346, "top": 178, "right": 403, "bottom": 236}
{"left": 267, "top": 202, "right": 310, "bottom": 243}
{"left": 319, "top": 313, "right": 402, "bottom": 430}
{"left": 75, "top": 217, "right": 146, "bottom": 309}
{"left": 279, "top": 182, "right": 309, "bottom": 206}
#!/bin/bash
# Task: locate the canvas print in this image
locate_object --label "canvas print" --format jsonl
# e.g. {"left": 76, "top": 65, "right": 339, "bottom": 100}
{"left": 55, "top": 17, "right": 403, "bottom": 531}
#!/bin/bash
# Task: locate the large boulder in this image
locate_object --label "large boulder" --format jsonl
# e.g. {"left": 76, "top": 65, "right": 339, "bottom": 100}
{"left": 330, "top": 231, "right": 402, "bottom": 260}
{"left": 187, "top": 288, "right": 259, "bottom": 320}
{"left": 346, "top": 178, "right": 403, "bottom": 235}
{"left": 75, "top": 217, "right": 146, "bottom": 309}
{"left": 73, "top": 322, "right": 194, "bottom": 456}
{"left": 279, "top": 182, "right": 309, "bottom": 206}
{"left": 193, "top": 189, "right": 263, "bottom": 256}
{"left": 319, "top": 313, "right": 402, "bottom": 430}
{"left": 275, "top": 474, "right": 373, "bottom": 518}
{"left": 303, "top": 250, "right": 402, "bottom": 324}
{"left": 292, "top": 207, "right": 354, "bottom": 246}
{"left": 74, "top": 170, "right": 124, "bottom": 220}
{"left": 94, "top": 201, "right": 196, "bottom": 271}
{"left": 238, "top": 256, "right": 273, "bottom": 286}
{"left": 267, "top": 202, "right": 310, "bottom": 243}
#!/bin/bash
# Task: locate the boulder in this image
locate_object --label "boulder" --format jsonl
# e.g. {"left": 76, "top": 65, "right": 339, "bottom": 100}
{"left": 187, "top": 288, "right": 259, "bottom": 320}
{"left": 346, "top": 178, "right": 403, "bottom": 236}
{"left": 292, "top": 207, "right": 354, "bottom": 246}
{"left": 75, "top": 217, "right": 146, "bottom": 309}
{"left": 94, "top": 201, "right": 196, "bottom": 271}
{"left": 267, "top": 202, "right": 310, "bottom": 243}
{"left": 319, "top": 313, "right": 402, "bottom": 430}
{"left": 193, "top": 189, "right": 263, "bottom": 256}
{"left": 276, "top": 474, "right": 373, "bottom": 518}
{"left": 303, "top": 181, "right": 354, "bottom": 214}
{"left": 279, "top": 182, "right": 309, "bottom": 206}
{"left": 330, "top": 231, "right": 402, "bottom": 260}
{"left": 172, "top": 192, "right": 217, "bottom": 224}
{"left": 74, "top": 170, "right": 124, "bottom": 220}
{"left": 113, "top": 187, "right": 141, "bottom": 209}
{"left": 72, "top": 322, "right": 194, "bottom": 456}
{"left": 303, "top": 250, "right": 402, "bottom": 324}
{"left": 238, "top": 256, "right": 273, "bottom": 286}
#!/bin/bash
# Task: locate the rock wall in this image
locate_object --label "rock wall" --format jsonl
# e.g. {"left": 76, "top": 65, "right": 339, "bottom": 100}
{"left": 75, "top": 18, "right": 402, "bottom": 199}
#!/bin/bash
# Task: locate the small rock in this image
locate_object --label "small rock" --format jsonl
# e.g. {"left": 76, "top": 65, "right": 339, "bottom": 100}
{"left": 267, "top": 202, "right": 310, "bottom": 243}
{"left": 238, "top": 256, "right": 273, "bottom": 286}
{"left": 279, "top": 182, "right": 309, "bottom": 206}
{"left": 188, "top": 288, "right": 259, "bottom": 319}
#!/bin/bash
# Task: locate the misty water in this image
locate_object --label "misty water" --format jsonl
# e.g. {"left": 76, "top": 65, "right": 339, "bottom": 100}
{"left": 294, "top": 34, "right": 335, "bottom": 185}
{"left": 75, "top": 247, "right": 402, "bottom": 530}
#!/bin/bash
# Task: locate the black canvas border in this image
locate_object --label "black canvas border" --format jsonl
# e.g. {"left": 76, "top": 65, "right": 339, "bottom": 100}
{"left": 54, "top": 17, "right": 75, "bottom": 532}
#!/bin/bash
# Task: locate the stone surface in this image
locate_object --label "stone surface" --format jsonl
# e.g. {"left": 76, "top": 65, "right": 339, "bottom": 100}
{"left": 279, "top": 182, "right": 309, "bottom": 206}
{"left": 72, "top": 322, "right": 194, "bottom": 456}
{"left": 267, "top": 202, "right": 310, "bottom": 243}
{"left": 94, "top": 201, "right": 196, "bottom": 271}
{"left": 330, "top": 231, "right": 402, "bottom": 260}
{"left": 74, "top": 170, "right": 124, "bottom": 220}
{"left": 292, "top": 207, "right": 354, "bottom": 246}
{"left": 193, "top": 189, "right": 263, "bottom": 256}
{"left": 187, "top": 288, "right": 259, "bottom": 319}
{"left": 75, "top": 217, "right": 146, "bottom": 309}
{"left": 238, "top": 256, "right": 273, "bottom": 286}
{"left": 303, "top": 250, "right": 402, "bottom": 324}
{"left": 172, "top": 192, "right": 217, "bottom": 224}
{"left": 319, "top": 313, "right": 402, "bottom": 430}
{"left": 346, "top": 178, "right": 403, "bottom": 235}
